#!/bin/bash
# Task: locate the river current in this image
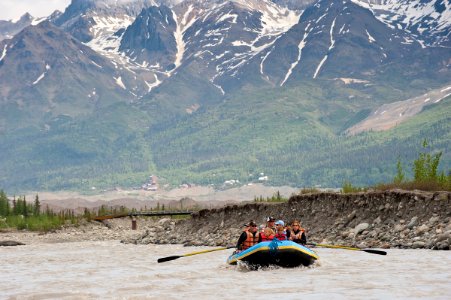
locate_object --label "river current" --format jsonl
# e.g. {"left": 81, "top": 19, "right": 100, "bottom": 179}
{"left": 1, "top": 241, "right": 450, "bottom": 299}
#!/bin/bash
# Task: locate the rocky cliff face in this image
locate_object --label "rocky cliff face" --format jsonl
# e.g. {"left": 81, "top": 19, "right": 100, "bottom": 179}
{"left": 130, "top": 190, "right": 451, "bottom": 250}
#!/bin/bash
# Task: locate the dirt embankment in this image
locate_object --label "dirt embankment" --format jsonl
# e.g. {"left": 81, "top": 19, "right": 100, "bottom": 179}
{"left": 131, "top": 190, "right": 451, "bottom": 250}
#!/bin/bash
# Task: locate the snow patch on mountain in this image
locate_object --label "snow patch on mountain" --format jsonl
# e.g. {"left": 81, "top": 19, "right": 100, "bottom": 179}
{"left": 87, "top": 15, "right": 134, "bottom": 54}
{"left": 0, "top": 45, "right": 7, "bottom": 61}
{"left": 351, "top": 0, "right": 451, "bottom": 47}
{"left": 115, "top": 76, "right": 126, "bottom": 89}
{"left": 172, "top": 4, "right": 197, "bottom": 70}
{"left": 214, "top": 0, "right": 301, "bottom": 81}
{"left": 32, "top": 73, "right": 46, "bottom": 85}
{"left": 145, "top": 74, "right": 162, "bottom": 92}
{"left": 366, "top": 29, "right": 376, "bottom": 43}
{"left": 313, "top": 16, "right": 337, "bottom": 79}
{"left": 281, "top": 21, "right": 312, "bottom": 86}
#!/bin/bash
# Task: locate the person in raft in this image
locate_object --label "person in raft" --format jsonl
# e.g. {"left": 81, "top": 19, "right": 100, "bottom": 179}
{"left": 241, "top": 223, "right": 250, "bottom": 232}
{"left": 288, "top": 220, "right": 307, "bottom": 245}
{"left": 235, "top": 220, "right": 259, "bottom": 251}
{"left": 274, "top": 220, "right": 287, "bottom": 240}
{"left": 259, "top": 227, "right": 275, "bottom": 242}
{"left": 264, "top": 216, "right": 276, "bottom": 231}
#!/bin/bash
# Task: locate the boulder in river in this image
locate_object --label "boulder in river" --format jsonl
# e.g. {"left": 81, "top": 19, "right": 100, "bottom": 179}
{"left": 0, "top": 240, "right": 25, "bottom": 246}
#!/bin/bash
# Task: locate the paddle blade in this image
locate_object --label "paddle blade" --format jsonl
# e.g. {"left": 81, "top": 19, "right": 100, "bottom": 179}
{"left": 362, "top": 249, "right": 387, "bottom": 255}
{"left": 157, "top": 255, "right": 181, "bottom": 263}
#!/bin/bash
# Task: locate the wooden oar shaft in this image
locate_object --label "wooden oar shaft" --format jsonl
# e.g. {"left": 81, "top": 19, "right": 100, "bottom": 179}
{"left": 308, "top": 243, "right": 387, "bottom": 255}
{"left": 182, "top": 247, "right": 228, "bottom": 257}
{"left": 315, "top": 243, "right": 360, "bottom": 251}
{"left": 158, "top": 246, "right": 235, "bottom": 263}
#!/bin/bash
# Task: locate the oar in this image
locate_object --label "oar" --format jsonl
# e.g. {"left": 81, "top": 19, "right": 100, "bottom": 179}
{"left": 307, "top": 242, "right": 387, "bottom": 255}
{"left": 157, "top": 246, "right": 235, "bottom": 263}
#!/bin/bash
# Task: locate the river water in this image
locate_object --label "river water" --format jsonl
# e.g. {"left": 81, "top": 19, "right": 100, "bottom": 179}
{"left": 1, "top": 241, "right": 450, "bottom": 299}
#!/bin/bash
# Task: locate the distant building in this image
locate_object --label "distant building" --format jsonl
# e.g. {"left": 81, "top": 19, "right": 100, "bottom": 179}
{"left": 142, "top": 175, "right": 159, "bottom": 191}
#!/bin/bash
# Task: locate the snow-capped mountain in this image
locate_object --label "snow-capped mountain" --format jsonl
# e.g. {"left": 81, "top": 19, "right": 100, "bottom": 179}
{"left": 0, "top": 12, "right": 61, "bottom": 41}
{"left": 0, "top": 0, "right": 450, "bottom": 192}
{"left": 243, "top": 0, "right": 439, "bottom": 85}
{"left": 51, "top": 0, "right": 190, "bottom": 96}
{"left": 0, "top": 21, "right": 137, "bottom": 124}
{"left": 351, "top": 0, "right": 451, "bottom": 47}
{"left": 1, "top": 0, "right": 450, "bottom": 114}
{"left": 272, "top": 0, "right": 317, "bottom": 10}
{"left": 0, "top": 13, "right": 34, "bottom": 41}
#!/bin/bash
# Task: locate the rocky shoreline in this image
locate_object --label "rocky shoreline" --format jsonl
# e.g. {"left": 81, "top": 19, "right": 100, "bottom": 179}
{"left": 129, "top": 190, "right": 451, "bottom": 250}
{"left": 1, "top": 190, "right": 450, "bottom": 250}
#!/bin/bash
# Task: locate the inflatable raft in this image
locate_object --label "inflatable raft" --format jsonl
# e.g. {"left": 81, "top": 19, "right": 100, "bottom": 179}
{"left": 227, "top": 240, "right": 318, "bottom": 268}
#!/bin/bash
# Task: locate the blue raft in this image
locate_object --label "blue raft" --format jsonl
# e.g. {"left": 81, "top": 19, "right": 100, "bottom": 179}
{"left": 227, "top": 240, "right": 319, "bottom": 268}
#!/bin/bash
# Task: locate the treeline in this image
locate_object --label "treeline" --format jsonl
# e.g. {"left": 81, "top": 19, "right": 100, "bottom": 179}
{"left": 0, "top": 92, "right": 449, "bottom": 192}
{"left": 0, "top": 191, "right": 125, "bottom": 231}
{"left": 0, "top": 191, "right": 79, "bottom": 231}
{"left": 0, "top": 191, "right": 43, "bottom": 217}
{"left": 150, "top": 100, "right": 450, "bottom": 189}
{"left": 254, "top": 191, "right": 288, "bottom": 203}
{"left": 0, "top": 190, "right": 195, "bottom": 231}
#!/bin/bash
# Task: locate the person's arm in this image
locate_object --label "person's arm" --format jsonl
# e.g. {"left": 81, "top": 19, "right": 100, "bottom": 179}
{"left": 236, "top": 232, "right": 247, "bottom": 249}
{"left": 287, "top": 230, "right": 292, "bottom": 240}
{"left": 258, "top": 232, "right": 262, "bottom": 243}
{"left": 301, "top": 232, "right": 307, "bottom": 245}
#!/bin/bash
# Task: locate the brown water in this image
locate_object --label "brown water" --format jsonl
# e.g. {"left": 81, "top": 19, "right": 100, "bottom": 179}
{"left": 1, "top": 241, "right": 450, "bottom": 299}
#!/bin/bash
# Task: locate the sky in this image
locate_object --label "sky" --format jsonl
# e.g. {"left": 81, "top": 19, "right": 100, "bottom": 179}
{"left": 0, "top": 0, "right": 71, "bottom": 21}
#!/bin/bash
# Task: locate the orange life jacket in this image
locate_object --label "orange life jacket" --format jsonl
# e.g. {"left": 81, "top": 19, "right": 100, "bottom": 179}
{"left": 291, "top": 228, "right": 306, "bottom": 240}
{"left": 242, "top": 231, "right": 259, "bottom": 250}
{"left": 260, "top": 232, "right": 275, "bottom": 242}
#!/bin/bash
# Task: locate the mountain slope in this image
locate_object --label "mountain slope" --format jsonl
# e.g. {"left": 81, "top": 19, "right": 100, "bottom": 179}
{"left": 138, "top": 0, "right": 450, "bottom": 124}
{"left": 0, "top": 21, "right": 136, "bottom": 131}
{"left": 351, "top": 0, "right": 451, "bottom": 47}
{"left": 0, "top": 0, "right": 450, "bottom": 192}
{"left": 0, "top": 13, "right": 34, "bottom": 41}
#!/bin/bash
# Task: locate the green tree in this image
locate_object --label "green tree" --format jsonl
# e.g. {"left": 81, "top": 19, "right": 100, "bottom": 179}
{"left": 0, "top": 190, "right": 9, "bottom": 216}
{"left": 34, "top": 194, "right": 41, "bottom": 216}
{"left": 394, "top": 158, "right": 405, "bottom": 184}
{"left": 413, "top": 140, "right": 443, "bottom": 182}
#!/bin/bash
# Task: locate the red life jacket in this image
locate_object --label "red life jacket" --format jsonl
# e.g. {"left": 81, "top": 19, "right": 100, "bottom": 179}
{"left": 260, "top": 232, "right": 275, "bottom": 242}
{"left": 242, "top": 231, "right": 259, "bottom": 250}
{"left": 275, "top": 231, "right": 287, "bottom": 241}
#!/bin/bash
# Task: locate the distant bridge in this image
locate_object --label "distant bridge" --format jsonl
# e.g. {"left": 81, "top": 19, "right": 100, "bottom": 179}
{"left": 92, "top": 211, "right": 194, "bottom": 222}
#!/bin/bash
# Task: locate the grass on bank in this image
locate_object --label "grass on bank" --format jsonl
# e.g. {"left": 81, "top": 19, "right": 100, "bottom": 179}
{"left": 1, "top": 214, "right": 78, "bottom": 231}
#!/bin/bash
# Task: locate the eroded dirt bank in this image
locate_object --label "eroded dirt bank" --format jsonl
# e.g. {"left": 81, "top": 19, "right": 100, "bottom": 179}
{"left": 132, "top": 190, "right": 451, "bottom": 250}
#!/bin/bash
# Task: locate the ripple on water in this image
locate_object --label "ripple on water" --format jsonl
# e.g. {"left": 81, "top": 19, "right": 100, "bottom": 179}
{"left": 1, "top": 242, "right": 450, "bottom": 299}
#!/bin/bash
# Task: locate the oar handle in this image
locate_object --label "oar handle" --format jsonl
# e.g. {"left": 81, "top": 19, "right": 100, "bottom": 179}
{"left": 362, "top": 249, "right": 387, "bottom": 255}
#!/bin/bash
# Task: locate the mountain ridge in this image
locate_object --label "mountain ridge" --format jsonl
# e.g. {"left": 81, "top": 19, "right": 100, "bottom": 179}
{"left": 0, "top": 0, "right": 450, "bottom": 192}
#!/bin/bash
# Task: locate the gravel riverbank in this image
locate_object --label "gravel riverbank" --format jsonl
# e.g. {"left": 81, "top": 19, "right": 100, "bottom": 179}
{"left": 130, "top": 190, "right": 451, "bottom": 250}
{"left": 1, "top": 190, "right": 450, "bottom": 250}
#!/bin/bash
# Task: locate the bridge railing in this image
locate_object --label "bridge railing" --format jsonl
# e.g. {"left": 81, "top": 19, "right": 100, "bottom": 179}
{"left": 92, "top": 210, "right": 194, "bottom": 222}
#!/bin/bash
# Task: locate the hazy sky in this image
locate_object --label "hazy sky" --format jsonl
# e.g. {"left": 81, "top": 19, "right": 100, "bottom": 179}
{"left": 0, "top": 0, "right": 71, "bottom": 21}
